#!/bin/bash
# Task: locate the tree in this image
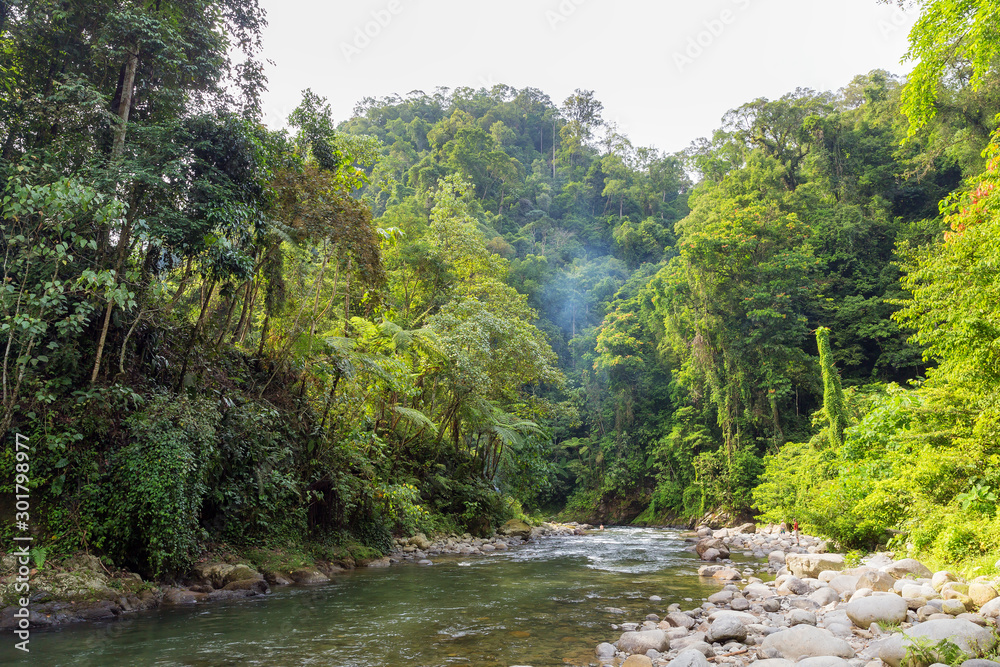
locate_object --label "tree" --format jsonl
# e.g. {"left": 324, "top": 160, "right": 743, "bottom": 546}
{"left": 897, "top": 0, "right": 1000, "bottom": 136}
{"left": 816, "top": 327, "right": 848, "bottom": 448}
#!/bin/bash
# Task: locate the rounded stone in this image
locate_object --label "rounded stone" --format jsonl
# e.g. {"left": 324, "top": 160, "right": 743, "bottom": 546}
{"left": 845, "top": 594, "right": 908, "bottom": 628}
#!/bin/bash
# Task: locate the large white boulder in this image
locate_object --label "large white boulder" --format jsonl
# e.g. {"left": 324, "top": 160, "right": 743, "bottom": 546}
{"left": 617, "top": 629, "right": 670, "bottom": 654}
{"left": 857, "top": 569, "right": 896, "bottom": 592}
{"left": 828, "top": 575, "right": 859, "bottom": 596}
{"left": 761, "top": 625, "right": 855, "bottom": 659}
{"left": 706, "top": 614, "right": 747, "bottom": 643}
{"left": 666, "top": 650, "right": 710, "bottom": 667}
{"left": 878, "top": 618, "right": 997, "bottom": 666}
{"left": 882, "top": 558, "right": 933, "bottom": 579}
{"left": 810, "top": 586, "right": 841, "bottom": 607}
{"left": 968, "top": 582, "right": 998, "bottom": 608}
{"left": 786, "top": 553, "right": 845, "bottom": 579}
{"left": 979, "top": 596, "right": 1000, "bottom": 617}
{"left": 845, "top": 594, "right": 908, "bottom": 627}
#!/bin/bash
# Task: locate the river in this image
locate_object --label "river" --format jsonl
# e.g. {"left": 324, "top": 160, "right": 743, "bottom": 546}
{"left": 3, "top": 527, "right": 733, "bottom": 666}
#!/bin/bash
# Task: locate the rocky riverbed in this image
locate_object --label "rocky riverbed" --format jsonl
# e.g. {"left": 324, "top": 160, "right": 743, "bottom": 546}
{"left": 595, "top": 523, "right": 1000, "bottom": 667}
{"left": 0, "top": 520, "right": 589, "bottom": 630}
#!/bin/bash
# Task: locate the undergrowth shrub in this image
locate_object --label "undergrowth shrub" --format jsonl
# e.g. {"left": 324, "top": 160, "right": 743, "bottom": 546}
{"left": 100, "top": 394, "right": 220, "bottom": 577}
{"left": 205, "top": 401, "right": 306, "bottom": 545}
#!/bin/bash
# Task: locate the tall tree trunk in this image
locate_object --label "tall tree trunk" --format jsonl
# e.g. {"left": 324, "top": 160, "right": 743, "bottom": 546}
{"left": 232, "top": 280, "right": 254, "bottom": 343}
{"left": 174, "top": 279, "right": 217, "bottom": 392}
{"left": 112, "top": 44, "right": 139, "bottom": 160}
{"left": 552, "top": 118, "right": 556, "bottom": 178}
{"left": 90, "top": 186, "right": 143, "bottom": 383}
{"left": 342, "top": 257, "right": 351, "bottom": 335}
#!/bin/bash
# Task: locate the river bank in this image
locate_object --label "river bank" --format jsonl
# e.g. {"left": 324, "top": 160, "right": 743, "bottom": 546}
{"left": 0, "top": 520, "right": 590, "bottom": 631}
{"left": 595, "top": 523, "right": 1000, "bottom": 667}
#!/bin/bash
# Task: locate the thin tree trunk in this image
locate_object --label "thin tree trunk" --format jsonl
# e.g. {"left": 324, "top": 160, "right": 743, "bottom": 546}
{"left": 174, "top": 279, "right": 217, "bottom": 392}
{"left": 343, "top": 257, "right": 351, "bottom": 334}
{"left": 232, "top": 280, "right": 254, "bottom": 343}
{"left": 165, "top": 256, "right": 194, "bottom": 314}
{"left": 256, "top": 312, "right": 270, "bottom": 357}
{"left": 111, "top": 44, "right": 139, "bottom": 160}
{"left": 90, "top": 187, "right": 143, "bottom": 384}
{"left": 214, "top": 285, "right": 242, "bottom": 351}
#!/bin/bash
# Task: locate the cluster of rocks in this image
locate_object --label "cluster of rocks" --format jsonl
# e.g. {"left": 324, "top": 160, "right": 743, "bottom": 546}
{"left": 387, "top": 520, "right": 590, "bottom": 565}
{"left": 692, "top": 523, "right": 828, "bottom": 565}
{"left": 0, "top": 554, "right": 159, "bottom": 629}
{"left": 598, "top": 524, "right": 1000, "bottom": 667}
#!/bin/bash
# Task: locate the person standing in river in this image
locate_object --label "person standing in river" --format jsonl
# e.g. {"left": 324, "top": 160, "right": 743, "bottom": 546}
{"left": 793, "top": 520, "right": 799, "bottom": 545}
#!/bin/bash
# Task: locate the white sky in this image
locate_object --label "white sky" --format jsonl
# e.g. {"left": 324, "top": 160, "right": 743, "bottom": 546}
{"left": 256, "top": 0, "right": 919, "bottom": 154}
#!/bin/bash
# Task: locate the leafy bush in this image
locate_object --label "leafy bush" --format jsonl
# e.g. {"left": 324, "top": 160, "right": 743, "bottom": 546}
{"left": 100, "top": 394, "right": 220, "bottom": 577}
{"left": 204, "top": 401, "right": 306, "bottom": 545}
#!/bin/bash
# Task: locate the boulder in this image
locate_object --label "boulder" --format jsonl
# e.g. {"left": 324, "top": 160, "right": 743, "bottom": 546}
{"left": 223, "top": 564, "right": 262, "bottom": 585}
{"left": 845, "top": 594, "right": 908, "bottom": 627}
{"left": 969, "top": 583, "right": 998, "bottom": 608}
{"left": 289, "top": 568, "right": 329, "bottom": 585}
{"left": 810, "top": 587, "right": 841, "bottom": 607}
{"left": 942, "top": 598, "right": 968, "bottom": 615}
{"left": 796, "top": 659, "right": 850, "bottom": 667}
{"left": 777, "top": 576, "right": 810, "bottom": 596}
{"left": 828, "top": 575, "right": 859, "bottom": 596}
{"left": 62, "top": 554, "right": 106, "bottom": 572}
{"left": 744, "top": 583, "right": 774, "bottom": 599}
{"left": 733, "top": 522, "right": 757, "bottom": 534}
{"left": 786, "top": 553, "right": 845, "bottom": 579}
{"left": 707, "top": 610, "right": 757, "bottom": 624}
{"left": 979, "top": 596, "right": 1000, "bottom": 617}
{"left": 192, "top": 562, "right": 235, "bottom": 589}
{"left": 617, "top": 629, "right": 669, "bottom": 654}
{"left": 858, "top": 570, "right": 897, "bottom": 592}
{"left": 409, "top": 532, "right": 433, "bottom": 549}
{"left": 761, "top": 625, "right": 855, "bottom": 660}
{"left": 902, "top": 583, "right": 939, "bottom": 600}
{"left": 878, "top": 619, "right": 998, "bottom": 667}
{"left": 706, "top": 615, "right": 747, "bottom": 643}
{"left": 665, "top": 612, "right": 696, "bottom": 629}
{"left": 768, "top": 551, "right": 787, "bottom": 565}
{"left": 498, "top": 519, "right": 532, "bottom": 539}
{"left": 162, "top": 587, "right": 205, "bottom": 605}
{"left": 707, "top": 590, "right": 734, "bottom": 605}
{"left": 623, "top": 656, "right": 653, "bottom": 667}
{"left": 700, "top": 548, "right": 721, "bottom": 562}
{"left": 666, "top": 649, "right": 710, "bottom": 667}
{"left": 39, "top": 570, "right": 118, "bottom": 602}
{"left": 596, "top": 642, "right": 616, "bottom": 658}
{"left": 931, "top": 571, "right": 959, "bottom": 590}
{"left": 695, "top": 538, "right": 730, "bottom": 559}
{"left": 883, "top": 558, "right": 933, "bottom": 579}
{"left": 221, "top": 578, "right": 269, "bottom": 595}
{"left": 712, "top": 567, "right": 742, "bottom": 581}
{"left": 788, "top": 609, "right": 818, "bottom": 626}
{"left": 698, "top": 564, "right": 725, "bottom": 577}
{"left": 730, "top": 596, "right": 750, "bottom": 611}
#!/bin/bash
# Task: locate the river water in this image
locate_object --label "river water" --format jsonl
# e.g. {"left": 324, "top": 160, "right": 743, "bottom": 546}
{"left": 4, "top": 527, "right": 731, "bottom": 667}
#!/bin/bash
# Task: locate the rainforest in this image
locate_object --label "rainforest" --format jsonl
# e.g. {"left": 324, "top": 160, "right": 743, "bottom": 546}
{"left": 2, "top": 0, "right": 1000, "bottom": 595}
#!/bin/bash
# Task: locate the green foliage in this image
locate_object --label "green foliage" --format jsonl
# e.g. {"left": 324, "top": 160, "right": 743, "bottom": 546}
{"left": 9, "top": 0, "right": 1000, "bottom": 578}
{"left": 101, "top": 395, "right": 220, "bottom": 577}
{"left": 902, "top": 635, "right": 968, "bottom": 667}
{"left": 817, "top": 327, "right": 848, "bottom": 448}
{"left": 204, "top": 400, "right": 307, "bottom": 545}
{"left": 957, "top": 483, "right": 997, "bottom": 517}
{"left": 900, "top": 0, "right": 1000, "bottom": 137}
